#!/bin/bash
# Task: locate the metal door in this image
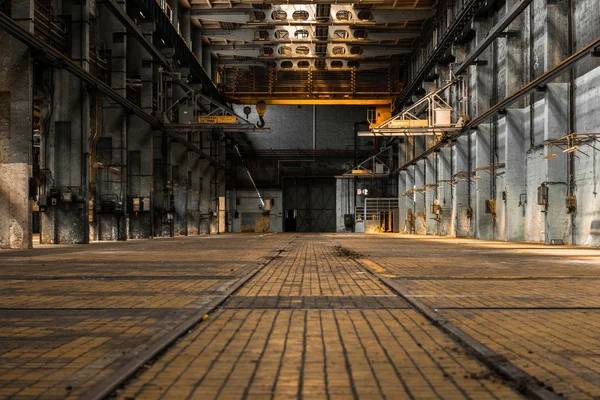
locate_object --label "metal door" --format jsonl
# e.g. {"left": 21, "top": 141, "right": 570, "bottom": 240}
{"left": 283, "top": 179, "right": 336, "bottom": 232}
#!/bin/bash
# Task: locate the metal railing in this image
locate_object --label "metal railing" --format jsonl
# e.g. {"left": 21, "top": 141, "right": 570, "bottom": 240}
{"left": 33, "top": 0, "right": 68, "bottom": 52}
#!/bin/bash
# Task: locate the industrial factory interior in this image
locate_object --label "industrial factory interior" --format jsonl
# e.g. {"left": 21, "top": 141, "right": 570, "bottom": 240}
{"left": 1, "top": 0, "right": 600, "bottom": 398}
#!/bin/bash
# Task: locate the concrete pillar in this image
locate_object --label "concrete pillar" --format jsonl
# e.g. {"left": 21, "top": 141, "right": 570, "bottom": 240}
{"left": 398, "top": 171, "right": 408, "bottom": 233}
{"left": 202, "top": 44, "right": 212, "bottom": 78}
{"left": 397, "top": 141, "right": 408, "bottom": 233}
{"left": 502, "top": 109, "right": 527, "bottom": 241}
{"left": 414, "top": 160, "right": 426, "bottom": 234}
{"left": 405, "top": 165, "right": 415, "bottom": 234}
{"left": 180, "top": 8, "right": 191, "bottom": 48}
{"left": 217, "top": 139, "right": 227, "bottom": 234}
{"left": 495, "top": 119, "right": 507, "bottom": 241}
{"left": 153, "top": 132, "right": 173, "bottom": 237}
{"left": 542, "top": 83, "right": 571, "bottom": 245}
{"left": 469, "top": 19, "right": 493, "bottom": 118}
{"left": 172, "top": 142, "right": 189, "bottom": 236}
{"left": 193, "top": 28, "right": 203, "bottom": 61}
{"left": 188, "top": 140, "right": 202, "bottom": 235}
{"left": 500, "top": 0, "right": 526, "bottom": 103}
{"left": 452, "top": 135, "right": 472, "bottom": 237}
{"left": 0, "top": 0, "right": 34, "bottom": 249}
{"left": 335, "top": 178, "right": 355, "bottom": 232}
{"left": 128, "top": 20, "right": 155, "bottom": 239}
{"left": 96, "top": 7, "right": 127, "bottom": 241}
{"left": 38, "top": 0, "right": 90, "bottom": 244}
{"left": 425, "top": 155, "right": 436, "bottom": 235}
{"left": 168, "top": 0, "right": 179, "bottom": 30}
{"left": 474, "top": 125, "right": 493, "bottom": 239}
{"left": 438, "top": 145, "right": 453, "bottom": 236}
{"left": 199, "top": 134, "right": 212, "bottom": 234}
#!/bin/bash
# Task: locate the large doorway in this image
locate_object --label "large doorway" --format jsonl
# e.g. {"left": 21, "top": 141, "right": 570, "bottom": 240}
{"left": 283, "top": 178, "right": 336, "bottom": 232}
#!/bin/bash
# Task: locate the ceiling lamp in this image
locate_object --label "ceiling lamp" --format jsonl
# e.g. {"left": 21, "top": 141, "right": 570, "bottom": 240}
{"left": 543, "top": 153, "right": 558, "bottom": 159}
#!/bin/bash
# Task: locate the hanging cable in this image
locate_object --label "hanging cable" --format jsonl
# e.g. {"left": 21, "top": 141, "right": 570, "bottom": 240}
{"left": 234, "top": 145, "right": 264, "bottom": 207}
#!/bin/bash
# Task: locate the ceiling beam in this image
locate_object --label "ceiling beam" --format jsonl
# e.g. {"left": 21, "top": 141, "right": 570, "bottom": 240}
{"left": 191, "top": 8, "right": 433, "bottom": 22}
{"left": 0, "top": 12, "right": 229, "bottom": 171}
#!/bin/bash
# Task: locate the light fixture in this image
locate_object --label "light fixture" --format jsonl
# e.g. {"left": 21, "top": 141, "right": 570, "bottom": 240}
{"left": 473, "top": 175, "right": 481, "bottom": 180}
{"left": 543, "top": 153, "right": 558, "bottom": 159}
{"left": 563, "top": 145, "right": 579, "bottom": 154}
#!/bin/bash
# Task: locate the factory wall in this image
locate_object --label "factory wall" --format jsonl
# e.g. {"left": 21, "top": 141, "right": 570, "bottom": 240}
{"left": 397, "top": 0, "right": 600, "bottom": 246}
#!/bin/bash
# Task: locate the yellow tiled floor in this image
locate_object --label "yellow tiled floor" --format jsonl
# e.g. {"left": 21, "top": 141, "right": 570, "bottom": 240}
{"left": 0, "top": 234, "right": 291, "bottom": 399}
{"left": 334, "top": 233, "right": 600, "bottom": 399}
{"left": 4, "top": 233, "right": 600, "bottom": 399}
{"left": 117, "top": 236, "right": 521, "bottom": 400}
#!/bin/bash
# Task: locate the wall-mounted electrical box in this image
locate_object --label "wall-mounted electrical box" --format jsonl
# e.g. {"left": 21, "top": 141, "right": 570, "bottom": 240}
{"left": 38, "top": 196, "right": 48, "bottom": 212}
{"left": 537, "top": 184, "right": 549, "bottom": 206}
{"left": 566, "top": 195, "right": 577, "bottom": 214}
{"left": 132, "top": 198, "right": 141, "bottom": 213}
{"left": 61, "top": 192, "right": 73, "bottom": 203}
{"left": 142, "top": 197, "right": 150, "bottom": 211}
{"left": 431, "top": 200, "right": 442, "bottom": 215}
{"left": 466, "top": 206, "right": 473, "bottom": 219}
{"left": 485, "top": 199, "right": 496, "bottom": 214}
{"left": 344, "top": 214, "right": 354, "bottom": 227}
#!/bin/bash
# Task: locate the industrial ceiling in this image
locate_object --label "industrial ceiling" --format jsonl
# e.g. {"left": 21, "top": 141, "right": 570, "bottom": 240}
{"left": 187, "top": 0, "right": 436, "bottom": 102}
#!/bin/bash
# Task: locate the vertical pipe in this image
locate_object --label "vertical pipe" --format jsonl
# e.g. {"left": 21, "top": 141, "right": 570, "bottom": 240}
{"left": 567, "top": 0, "right": 575, "bottom": 244}
{"left": 312, "top": 105, "right": 316, "bottom": 150}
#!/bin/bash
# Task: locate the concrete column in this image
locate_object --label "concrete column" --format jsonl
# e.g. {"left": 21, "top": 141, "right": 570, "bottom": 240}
{"left": 202, "top": 44, "right": 212, "bottom": 79}
{"left": 335, "top": 178, "right": 355, "bottom": 232}
{"left": 398, "top": 171, "right": 408, "bottom": 233}
{"left": 503, "top": 109, "right": 527, "bottom": 241}
{"left": 500, "top": 0, "right": 526, "bottom": 103}
{"left": 168, "top": 0, "right": 179, "bottom": 30}
{"left": 414, "top": 160, "right": 426, "bottom": 234}
{"left": 469, "top": 19, "right": 493, "bottom": 118}
{"left": 127, "top": 21, "right": 155, "bottom": 239}
{"left": 542, "top": 83, "right": 571, "bottom": 244}
{"left": 153, "top": 132, "right": 173, "bottom": 237}
{"left": 39, "top": 0, "right": 90, "bottom": 244}
{"left": 188, "top": 139, "right": 202, "bottom": 235}
{"left": 397, "top": 141, "right": 408, "bottom": 233}
{"left": 96, "top": 7, "right": 127, "bottom": 241}
{"left": 425, "top": 155, "right": 436, "bottom": 235}
{"left": 180, "top": 8, "right": 191, "bottom": 47}
{"left": 217, "top": 139, "right": 227, "bottom": 233}
{"left": 474, "top": 125, "right": 493, "bottom": 239}
{"left": 452, "top": 135, "right": 472, "bottom": 237}
{"left": 0, "top": 0, "right": 34, "bottom": 249}
{"left": 405, "top": 166, "right": 416, "bottom": 234}
{"left": 193, "top": 28, "right": 203, "bottom": 61}
{"left": 495, "top": 119, "right": 507, "bottom": 241}
{"left": 438, "top": 145, "right": 453, "bottom": 236}
{"left": 199, "top": 134, "right": 212, "bottom": 234}
{"left": 172, "top": 142, "right": 189, "bottom": 236}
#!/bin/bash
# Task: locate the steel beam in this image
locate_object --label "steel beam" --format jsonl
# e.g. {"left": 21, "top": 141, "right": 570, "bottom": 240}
{"left": 395, "top": 0, "right": 484, "bottom": 107}
{"left": 228, "top": 98, "right": 393, "bottom": 105}
{"left": 99, "top": 0, "right": 170, "bottom": 69}
{"left": 0, "top": 12, "right": 228, "bottom": 171}
{"left": 130, "top": 0, "right": 225, "bottom": 103}
{"left": 166, "top": 123, "right": 269, "bottom": 133}
{"left": 454, "top": 0, "right": 533, "bottom": 75}
{"left": 395, "top": 36, "right": 600, "bottom": 173}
